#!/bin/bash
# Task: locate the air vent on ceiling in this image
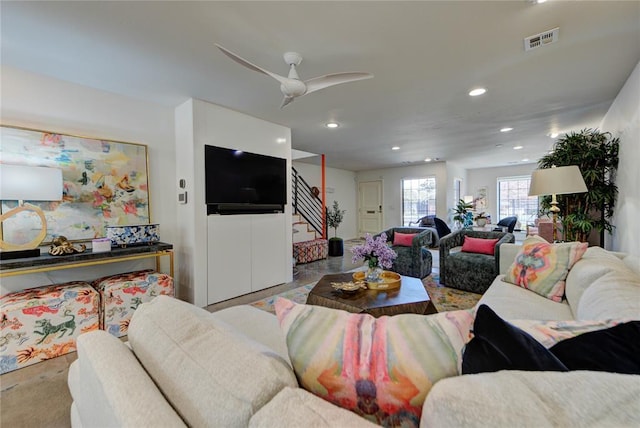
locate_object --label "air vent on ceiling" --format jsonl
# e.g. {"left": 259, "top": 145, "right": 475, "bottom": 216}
{"left": 524, "top": 27, "right": 559, "bottom": 51}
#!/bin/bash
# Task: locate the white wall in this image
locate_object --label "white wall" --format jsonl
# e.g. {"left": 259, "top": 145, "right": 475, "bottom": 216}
{"left": 446, "top": 161, "right": 468, "bottom": 222}
{"left": 467, "top": 163, "right": 538, "bottom": 224}
{"left": 292, "top": 161, "right": 358, "bottom": 240}
{"left": 355, "top": 162, "right": 448, "bottom": 230}
{"left": 1, "top": 66, "right": 177, "bottom": 293}
{"left": 600, "top": 61, "right": 640, "bottom": 256}
{"left": 176, "top": 99, "right": 292, "bottom": 307}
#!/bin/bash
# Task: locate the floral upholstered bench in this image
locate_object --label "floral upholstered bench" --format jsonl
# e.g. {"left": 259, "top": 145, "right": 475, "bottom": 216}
{"left": 293, "top": 239, "right": 328, "bottom": 264}
{"left": 92, "top": 269, "right": 174, "bottom": 338}
{"left": 0, "top": 281, "right": 100, "bottom": 374}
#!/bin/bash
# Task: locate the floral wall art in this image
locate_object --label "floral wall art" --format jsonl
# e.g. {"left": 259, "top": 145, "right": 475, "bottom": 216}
{"left": 0, "top": 126, "right": 150, "bottom": 243}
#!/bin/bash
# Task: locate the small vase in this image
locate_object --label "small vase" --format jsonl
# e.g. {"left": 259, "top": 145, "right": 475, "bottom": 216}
{"left": 366, "top": 265, "right": 383, "bottom": 283}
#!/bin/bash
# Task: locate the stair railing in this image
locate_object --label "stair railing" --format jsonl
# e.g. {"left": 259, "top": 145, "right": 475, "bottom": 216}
{"left": 292, "top": 167, "right": 324, "bottom": 238}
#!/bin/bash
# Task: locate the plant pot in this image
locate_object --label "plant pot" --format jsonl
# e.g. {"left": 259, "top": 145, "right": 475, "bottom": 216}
{"left": 476, "top": 218, "right": 487, "bottom": 227}
{"left": 328, "top": 238, "right": 344, "bottom": 257}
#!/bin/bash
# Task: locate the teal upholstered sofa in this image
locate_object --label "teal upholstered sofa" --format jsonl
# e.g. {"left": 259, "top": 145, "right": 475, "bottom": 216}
{"left": 439, "top": 229, "right": 515, "bottom": 293}
{"left": 375, "top": 227, "right": 433, "bottom": 279}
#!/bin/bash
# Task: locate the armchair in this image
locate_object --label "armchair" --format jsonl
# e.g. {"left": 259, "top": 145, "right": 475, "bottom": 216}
{"left": 375, "top": 227, "right": 433, "bottom": 279}
{"left": 408, "top": 216, "right": 450, "bottom": 246}
{"left": 492, "top": 216, "right": 517, "bottom": 233}
{"left": 439, "top": 229, "right": 515, "bottom": 294}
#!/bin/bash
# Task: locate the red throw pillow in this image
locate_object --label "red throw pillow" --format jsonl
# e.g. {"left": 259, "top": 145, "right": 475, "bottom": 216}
{"left": 393, "top": 232, "right": 417, "bottom": 247}
{"left": 461, "top": 236, "right": 499, "bottom": 255}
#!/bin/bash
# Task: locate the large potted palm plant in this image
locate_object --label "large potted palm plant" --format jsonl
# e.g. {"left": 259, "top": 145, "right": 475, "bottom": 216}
{"left": 537, "top": 128, "right": 619, "bottom": 244}
{"left": 326, "top": 200, "right": 346, "bottom": 256}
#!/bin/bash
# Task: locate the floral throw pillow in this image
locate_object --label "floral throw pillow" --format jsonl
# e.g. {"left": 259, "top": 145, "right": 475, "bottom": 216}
{"left": 504, "top": 236, "right": 588, "bottom": 302}
{"left": 274, "top": 298, "right": 475, "bottom": 428}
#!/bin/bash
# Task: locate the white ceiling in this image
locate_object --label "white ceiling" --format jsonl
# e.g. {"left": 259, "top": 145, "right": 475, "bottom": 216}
{"left": 2, "top": 1, "right": 639, "bottom": 171}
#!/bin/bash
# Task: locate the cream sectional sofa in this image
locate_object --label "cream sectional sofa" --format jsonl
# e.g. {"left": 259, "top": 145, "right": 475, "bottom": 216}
{"left": 68, "top": 245, "right": 640, "bottom": 427}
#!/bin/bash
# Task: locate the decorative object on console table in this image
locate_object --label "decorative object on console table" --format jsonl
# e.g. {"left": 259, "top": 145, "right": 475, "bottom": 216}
{"left": 106, "top": 224, "right": 160, "bottom": 247}
{"left": 92, "top": 237, "right": 112, "bottom": 253}
{"left": 326, "top": 200, "right": 345, "bottom": 257}
{"left": 0, "top": 125, "right": 150, "bottom": 242}
{"left": 48, "top": 236, "right": 86, "bottom": 256}
{"left": 0, "top": 164, "right": 63, "bottom": 260}
{"left": 529, "top": 165, "right": 587, "bottom": 242}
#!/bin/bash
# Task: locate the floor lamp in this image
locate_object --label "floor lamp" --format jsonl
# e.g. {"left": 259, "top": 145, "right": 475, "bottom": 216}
{"left": 528, "top": 165, "right": 587, "bottom": 242}
{"left": 0, "top": 164, "right": 63, "bottom": 260}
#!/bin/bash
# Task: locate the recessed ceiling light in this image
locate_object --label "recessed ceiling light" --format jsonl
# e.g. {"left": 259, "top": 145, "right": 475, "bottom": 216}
{"left": 276, "top": 138, "right": 286, "bottom": 144}
{"left": 424, "top": 158, "right": 432, "bottom": 162}
{"left": 392, "top": 146, "right": 400, "bottom": 150}
{"left": 522, "top": 158, "right": 530, "bottom": 162}
{"left": 325, "top": 122, "right": 339, "bottom": 128}
{"left": 513, "top": 145, "right": 523, "bottom": 150}
{"left": 469, "top": 88, "right": 487, "bottom": 97}
{"left": 500, "top": 127, "right": 514, "bottom": 133}
{"left": 550, "top": 132, "right": 559, "bottom": 138}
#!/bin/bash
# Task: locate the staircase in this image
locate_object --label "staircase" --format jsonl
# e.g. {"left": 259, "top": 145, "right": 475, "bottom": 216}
{"left": 292, "top": 213, "right": 322, "bottom": 243}
{"left": 292, "top": 210, "right": 328, "bottom": 264}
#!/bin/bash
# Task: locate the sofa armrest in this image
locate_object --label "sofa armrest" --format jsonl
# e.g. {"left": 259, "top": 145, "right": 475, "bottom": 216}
{"left": 494, "top": 233, "right": 516, "bottom": 273}
{"left": 439, "top": 230, "right": 465, "bottom": 261}
{"left": 374, "top": 228, "right": 394, "bottom": 241}
{"left": 69, "top": 330, "right": 186, "bottom": 427}
{"left": 411, "top": 229, "right": 432, "bottom": 253}
{"left": 498, "top": 242, "right": 522, "bottom": 274}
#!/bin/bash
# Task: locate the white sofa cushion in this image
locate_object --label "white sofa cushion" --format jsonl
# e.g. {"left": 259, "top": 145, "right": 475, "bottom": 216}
{"left": 564, "top": 246, "right": 632, "bottom": 316}
{"left": 211, "top": 304, "right": 290, "bottom": 366}
{"left": 421, "top": 370, "right": 640, "bottom": 428}
{"left": 478, "top": 276, "right": 574, "bottom": 321}
{"left": 69, "top": 330, "right": 186, "bottom": 427}
{"left": 576, "top": 269, "right": 640, "bottom": 320}
{"left": 128, "top": 296, "right": 297, "bottom": 428}
{"left": 249, "top": 387, "right": 378, "bottom": 427}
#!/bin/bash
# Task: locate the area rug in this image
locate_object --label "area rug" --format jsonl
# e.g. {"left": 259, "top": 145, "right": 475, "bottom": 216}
{"left": 250, "top": 273, "right": 481, "bottom": 315}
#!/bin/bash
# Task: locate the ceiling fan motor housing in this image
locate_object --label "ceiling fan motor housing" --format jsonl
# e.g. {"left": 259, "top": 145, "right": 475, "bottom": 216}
{"left": 283, "top": 52, "right": 302, "bottom": 66}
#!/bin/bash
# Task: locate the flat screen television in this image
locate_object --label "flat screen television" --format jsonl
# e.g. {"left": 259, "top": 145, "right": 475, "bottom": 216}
{"left": 205, "top": 145, "right": 286, "bottom": 214}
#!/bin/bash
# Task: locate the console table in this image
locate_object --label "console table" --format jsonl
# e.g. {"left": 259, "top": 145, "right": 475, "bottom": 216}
{"left": 0, "top": 242, "right": 173, "bottom": 278}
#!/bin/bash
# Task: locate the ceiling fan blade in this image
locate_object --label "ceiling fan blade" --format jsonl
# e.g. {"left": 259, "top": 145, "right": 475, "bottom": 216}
{"left": 215, "top": 44, "right": 288, "bottom": 85}
{"left": 280, "top": 96, "right": 295, "bottom": 109}
{"left": 304, "top": 72, "right": 373, "bottom": 95}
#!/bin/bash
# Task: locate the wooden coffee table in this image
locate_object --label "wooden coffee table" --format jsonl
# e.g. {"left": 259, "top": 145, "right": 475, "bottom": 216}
{"left": 306, "top": 272, "right": 437, "bottom": 317}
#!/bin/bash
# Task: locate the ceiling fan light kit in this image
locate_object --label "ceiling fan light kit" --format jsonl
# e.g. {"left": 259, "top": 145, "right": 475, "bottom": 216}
{"left": 216, "top": 44, "right": 373, "bottom": 108}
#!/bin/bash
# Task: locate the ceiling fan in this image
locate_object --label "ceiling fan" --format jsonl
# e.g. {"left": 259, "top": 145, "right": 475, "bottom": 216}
{"left": 215, "top": 44, "right": 373, "bottom": 108}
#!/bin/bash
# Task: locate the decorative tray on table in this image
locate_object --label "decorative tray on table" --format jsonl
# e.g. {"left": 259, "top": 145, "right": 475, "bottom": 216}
{"left": 331, "top": 281, "right": 367, "bottom": 294}
{"left": 352, "top": 271, "right": 402, "bottom": 290}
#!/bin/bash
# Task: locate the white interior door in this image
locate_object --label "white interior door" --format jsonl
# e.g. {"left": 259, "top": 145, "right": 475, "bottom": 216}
{"left": 358, "top": 180, "right": 383, "bottom": 236}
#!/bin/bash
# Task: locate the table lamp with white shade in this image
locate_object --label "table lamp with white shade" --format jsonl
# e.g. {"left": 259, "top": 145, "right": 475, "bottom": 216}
{"left": 0, "top": 164, "right": 63, "bottom": 260}
{"left": 528, "top": 165, "right": 588, "bottom": 242}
